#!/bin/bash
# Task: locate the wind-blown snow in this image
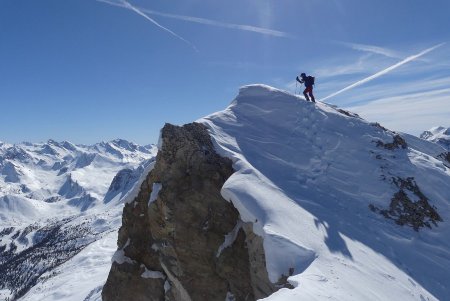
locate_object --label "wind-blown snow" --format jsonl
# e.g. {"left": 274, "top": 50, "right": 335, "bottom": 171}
{"left": 200, "top": 84, "right": 450, "bottom": 300}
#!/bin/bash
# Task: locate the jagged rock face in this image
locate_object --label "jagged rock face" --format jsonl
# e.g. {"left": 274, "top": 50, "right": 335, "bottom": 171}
{"left": 376, "top": 134, "right": 407, "bottom": 150}
{"left": 444, "top": 152, "right": 450, "bottom": 163}
{"left": 102, "top": 123, "right": 275, "bottom": 301}
{"left": 437, "top": 152, "right": 450, "bottom": 167}
{"left": 369, "top": 177, "right": 442, "bottom": 231}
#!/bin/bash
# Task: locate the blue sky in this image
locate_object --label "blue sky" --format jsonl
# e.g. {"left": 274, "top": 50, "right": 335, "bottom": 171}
{"left": 1, "top": 0, "right": 449, "bottom": 145}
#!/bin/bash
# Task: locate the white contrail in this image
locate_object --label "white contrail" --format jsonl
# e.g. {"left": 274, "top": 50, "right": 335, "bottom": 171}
{"left": 97, "top": 0, "right": 198, "bottom": 51}
{"left": 341, "top": 42, "right": 401, "bottom": 58}
{"left": 138, "top": 9, "right": 294, "bottom": 39}
{"left": 96, "top": 0, "right": 293, "bottom": 39}
{"left": 321, "top": 43, "right": 445, "bottom": 102}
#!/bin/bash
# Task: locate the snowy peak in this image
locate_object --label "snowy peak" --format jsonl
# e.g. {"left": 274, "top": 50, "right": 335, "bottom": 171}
{"left": 198, "top": 84, "right": 450, "bottom": 301}
{"left": 420, "top": 126, "right": 450, "bottom": 150}
{"left": 204, "top": 85, "right": 446, "bottom": 232}
{"left": 0, "top": 139, "right": 155, "bottom": 163}
{"left": 0, "top": 145, "right": 33, "bottom": 163}
{"left": 92, "top": 139, "right": 155, "bottom": 161}
{"left": 109, "top": 139, "right": 139, "bottom": 152}
{"left": 58, "top": 174, "right": 85, "bottom": 199}
{"left": 1, "top": 161, "right": 22, "bottom": 183}
{"left": 0, "top": 139, "right": 157, "bottom": 211}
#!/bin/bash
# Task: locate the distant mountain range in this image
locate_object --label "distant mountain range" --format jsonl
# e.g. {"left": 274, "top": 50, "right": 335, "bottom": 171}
{"left": 0, "top": 139, "right": 157, "bottom": 300}
{"left": 0, "top": 139, "right": 155, "bottom": 208}
{"left": 420, "top": 126, "right": 450, "bottom": 150}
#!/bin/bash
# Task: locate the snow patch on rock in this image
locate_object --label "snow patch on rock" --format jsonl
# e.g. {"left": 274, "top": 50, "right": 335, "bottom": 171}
{"left": 148, "top": 182, "right": 162, "bottom": 206}
{"left": 216, "top": 220, "right": 242, "bottom": 258}
{"left": 141, "top": 265, "right": 165, "bottom": 279}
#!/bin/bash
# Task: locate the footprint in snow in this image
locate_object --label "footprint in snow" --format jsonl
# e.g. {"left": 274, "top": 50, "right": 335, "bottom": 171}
{"left": 303, "top": 274, "right": 328, "bottom": 282}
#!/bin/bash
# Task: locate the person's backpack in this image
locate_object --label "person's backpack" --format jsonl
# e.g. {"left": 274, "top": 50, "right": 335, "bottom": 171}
{"left": 306, "top": 76, "right": 315, "bottom": 86}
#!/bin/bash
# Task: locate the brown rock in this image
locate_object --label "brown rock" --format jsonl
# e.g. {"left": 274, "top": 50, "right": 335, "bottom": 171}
{"left": 102, "top": 123, "right": 279, "bottom": 301}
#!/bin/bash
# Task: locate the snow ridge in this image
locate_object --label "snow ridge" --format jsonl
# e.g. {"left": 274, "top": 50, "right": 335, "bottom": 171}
{"left": 200, "top": 84, "right": 450, "bottom": 301}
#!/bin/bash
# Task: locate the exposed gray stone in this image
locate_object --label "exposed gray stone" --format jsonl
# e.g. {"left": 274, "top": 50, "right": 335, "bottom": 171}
{"left": 369, "top": 177, "right": 442, "bottom": 231}
{"left": 376, "top": 134, "right": 407, "bottom": 150}
{"left": 103, "top": 123, "right": 280, "bottom": 301}
{"left": 437, "top": 152, "right": 450, "bottom": 167}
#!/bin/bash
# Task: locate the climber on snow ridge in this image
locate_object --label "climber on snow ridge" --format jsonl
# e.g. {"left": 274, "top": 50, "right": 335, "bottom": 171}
{"left": 296, "top": 73, "right": 315, "bottom": 102}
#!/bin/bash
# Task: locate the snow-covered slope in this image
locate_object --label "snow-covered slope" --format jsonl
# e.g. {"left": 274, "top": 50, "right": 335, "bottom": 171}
{"left": 199, "top": 85, "right": 450, "bottom": 301}
{"left": 0, "top": 139, "right": 157, "bottom": 300}
{"left": 420, "top": 126, "right": 450, "bottom": 151}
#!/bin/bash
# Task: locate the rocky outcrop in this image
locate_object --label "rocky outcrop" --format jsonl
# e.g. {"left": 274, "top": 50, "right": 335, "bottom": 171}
{"left": 102, "top": 123, "right": 277, "bottom": 301}
{"left": 58, "top": 175, "right": 84, "bottom": 199}
{"left": 376, "top": 134, "right": 407, "bottom": 150}
{"left": 336, "top": 108, "right": 360, "bottom": 118}
{"left": 437, "top": 152, "right": 450, "bottom": 167}
{"left": 369, "top": 177, "right": 442, "bottom": 231}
